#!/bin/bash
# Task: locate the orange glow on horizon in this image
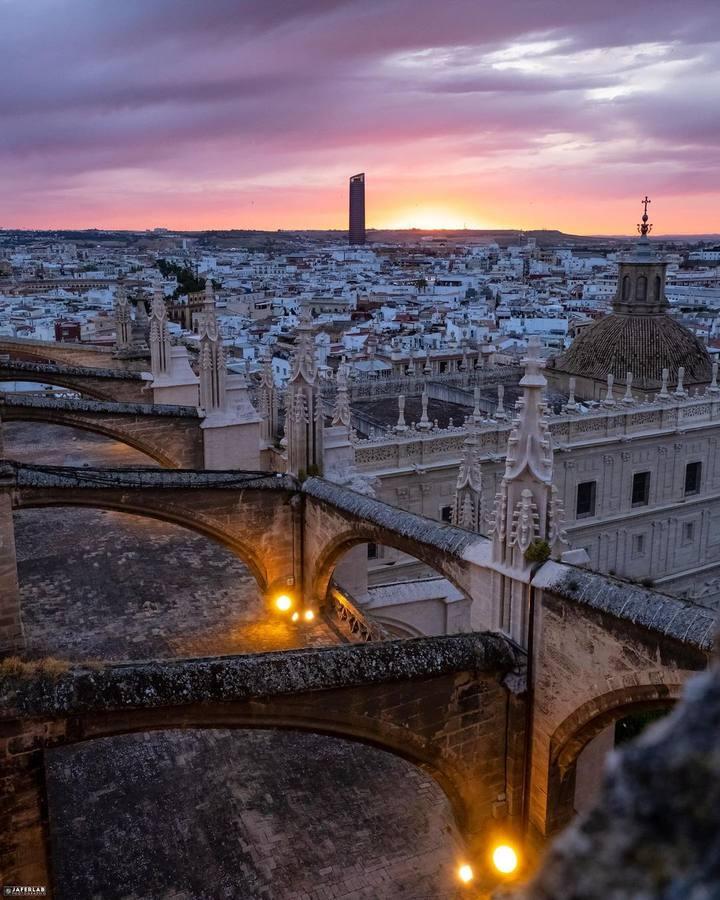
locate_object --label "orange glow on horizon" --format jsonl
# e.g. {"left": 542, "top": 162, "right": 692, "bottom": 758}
{"left": 7, "top": 180, "right": 717, "bottom": 236}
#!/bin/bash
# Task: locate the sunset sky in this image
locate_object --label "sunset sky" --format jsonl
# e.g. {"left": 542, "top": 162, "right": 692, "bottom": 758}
{"left": 2, "top": 0, "right": 719, "bottom": 234}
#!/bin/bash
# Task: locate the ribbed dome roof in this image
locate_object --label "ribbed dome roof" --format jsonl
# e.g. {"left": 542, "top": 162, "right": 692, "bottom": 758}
{"left": 556, "top": 313, "right": 712, "bottom": 390}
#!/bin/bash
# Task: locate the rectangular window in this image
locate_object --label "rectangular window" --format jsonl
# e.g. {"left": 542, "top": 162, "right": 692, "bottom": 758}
{"left": 576, "top": 481, "right": 597, "bottom": 518}
{"left": 367, "top": 543, "right": 378, "bottom": 560}
{"left": 682, "top": 522, "right": 695, "bottom": 544}
{"left": 632, "top": 471, "right": 651, "bottom": 507}
{"left": 440, "top": 505, "right": 453, "bottom": 523}
{"left": 685, "top": 461, "right": 702, "bottom": 496}
{"left": 632, "top": 534, "right": 646, "bottom": 556}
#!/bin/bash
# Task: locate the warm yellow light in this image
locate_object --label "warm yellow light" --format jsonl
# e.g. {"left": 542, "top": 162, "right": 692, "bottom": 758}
{"left": 304, "top": 610, "right": 315, "bottom": 622}
{"left": 458, "top": 864, "right": 474, "bottom": 884}
{"left": 492, "top": 844, "right": 518, "bottom": 875}
{"left": 291, "top": 611, "right": 300, "bottom": 622}
{"left": 275, "top": 594, "right": 292, "bottom": 612}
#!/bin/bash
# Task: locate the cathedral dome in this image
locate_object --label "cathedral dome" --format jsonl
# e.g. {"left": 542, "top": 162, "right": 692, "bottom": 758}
{"left": 556, "top": 312, "right": 712, "bottom": 390}
{"left": 554, "top": 199, "right": 713, "bottom": 392}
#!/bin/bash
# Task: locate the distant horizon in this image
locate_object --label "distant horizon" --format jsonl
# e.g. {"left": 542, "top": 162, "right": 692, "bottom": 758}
{"left": 2, "top": 225, "right": 719, "bottom": 241}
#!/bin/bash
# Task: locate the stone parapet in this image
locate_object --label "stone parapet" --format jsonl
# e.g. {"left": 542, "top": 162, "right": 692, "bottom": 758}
{"left": 0, "top": 632, "right": 517, "bottom": 719}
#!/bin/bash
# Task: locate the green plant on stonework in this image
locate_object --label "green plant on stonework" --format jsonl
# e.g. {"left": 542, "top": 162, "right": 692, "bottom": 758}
{"left": 525, "top": 539, "right": 551, "bottom": 564}
{"left": 306, "top": 464, "right": 321, "bottom": 477}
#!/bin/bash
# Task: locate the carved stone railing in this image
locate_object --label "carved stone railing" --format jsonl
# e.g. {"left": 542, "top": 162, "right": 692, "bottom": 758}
{"left": 320, "top": 365, "right": 523, "bottom": 404}
{"left": 353, "top": 389, "right": 720, "bottom": 470}
{"left": 327, "top": 582, "right": 390, "bottom": 643}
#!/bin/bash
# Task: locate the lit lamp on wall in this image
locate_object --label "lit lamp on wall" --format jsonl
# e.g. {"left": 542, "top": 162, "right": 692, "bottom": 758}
{"left": 274, "top": 593, "right": 293, "bottom": 613}
{"left": 492, "top": 843, "right": 519, "bottom": 876}
{"left": 458, "top": 863, "right": 474, "bottom": 885}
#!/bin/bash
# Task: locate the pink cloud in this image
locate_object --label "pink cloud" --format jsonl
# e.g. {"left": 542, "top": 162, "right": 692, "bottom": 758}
{"left": 1, "top": 0, "right": 719, "bottom": 231}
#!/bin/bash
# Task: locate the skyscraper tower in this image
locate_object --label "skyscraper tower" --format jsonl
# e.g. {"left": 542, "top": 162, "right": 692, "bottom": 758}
{"left": 348, "top": 173, "right": 366, "bottom": 245}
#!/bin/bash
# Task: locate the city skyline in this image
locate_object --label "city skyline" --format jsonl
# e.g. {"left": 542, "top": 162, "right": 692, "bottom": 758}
{"left": 2, "top": 0, "right": 719, "bottom": 233}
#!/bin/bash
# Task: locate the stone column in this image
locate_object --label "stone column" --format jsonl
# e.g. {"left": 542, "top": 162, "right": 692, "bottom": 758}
{"left": 0, "top": 721, "right": 55, "bottom": 888}
{"left": 0, "top": 462, "right": 24, "bottom": 654}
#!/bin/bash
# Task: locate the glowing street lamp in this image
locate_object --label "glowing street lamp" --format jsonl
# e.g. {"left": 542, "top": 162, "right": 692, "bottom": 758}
{"left": 304, "top": 609, "right": 315, "bottom": 622}
{"left": 492, "top": 844, "right": 518, "bottom": 876}
{"left": 458, "top": 863, "right": 474, "bottom": 885}
{"left": 274, "top": 594, "right": 293, "bottom": 613}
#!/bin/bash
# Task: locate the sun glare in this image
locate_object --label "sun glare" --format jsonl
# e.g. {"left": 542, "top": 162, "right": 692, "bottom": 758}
{"left": 383, "top": 205, "right": 488, "bottom": 230}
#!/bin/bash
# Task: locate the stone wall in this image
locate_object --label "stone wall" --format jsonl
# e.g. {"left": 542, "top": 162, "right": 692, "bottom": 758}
{"left": 510, "top": 666, "right": 720, "bottom": 899}
{"left": 0, "top": 359, "right": 149, "bottom": 402}
{"left": 9, "top": 464, "right": 299, "bottom": 595}
{"left": 1, "top": 396, "right": 204, "bottom": 469}
{"left": 302, "top": 477, "right": 483, "bottom": 604}
{"left": 528, "top": 563, "right": 711, "bottom": 841}
{"left": 0, "top": 633, "right": 521, "bottom": 892}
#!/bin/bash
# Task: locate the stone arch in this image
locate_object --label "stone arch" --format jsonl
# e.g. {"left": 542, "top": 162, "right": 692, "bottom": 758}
{"left": 544, "top": 681, "right": 683, "bottom": 834}
{"left": 13, "top": 496, "right": 270, "bottom": 592}
{"left": 309, "top": 527, "right": 470, "bottom": 607}
{"left": 0, "top": 371, "right": 110, "bottom": 400}
{"left": 53, "top": 703, "right": 472, "bottom": 832}
{"left": 2, "top": 410, "right": 178, "bottom": 468}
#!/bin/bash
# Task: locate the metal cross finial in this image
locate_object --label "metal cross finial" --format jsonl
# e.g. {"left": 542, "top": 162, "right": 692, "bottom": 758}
{"left": 638, "top": 196, "right": 652, "bottom": 236}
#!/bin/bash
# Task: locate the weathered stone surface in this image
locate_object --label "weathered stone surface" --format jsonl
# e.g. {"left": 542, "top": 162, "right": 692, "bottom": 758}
{"left": 304, "top": 476, "right": 479, "bottom": 558}
{"left": 2, "top": 397, "right": 204, "bottom": 468}
{"left": 46, "top": 729, "right": 469, "bottom": 900}
{"left": 10, "top": 460, "right": 296, "bottom": 491}
{"left": 509, "top": 667, "right": 720, "bottom": 899}
{"left": 0, "top": 358, "right": 149, "bottom": 402}
{"left": 527, "top": 584, "right": 708, "bottom": 840}
{"left": 15, "top": 507, "right": 336, "bottom": 662}
{"left": 0, "top": 635, "right": 520, "bottom": 889}
{"left": 536, "top": 562, "right": 715, "bottom": 652}
{"left": 1, "top": 394, "right": 199, "bottom": 418}
{"left": 0, "top": 336, "right": 138, "bottom": 370}
{"left": 4, "top": 421, "right": 161, "bottom": 468}
{"left": 0, "top": 631, "right": 517, "bottom": 718}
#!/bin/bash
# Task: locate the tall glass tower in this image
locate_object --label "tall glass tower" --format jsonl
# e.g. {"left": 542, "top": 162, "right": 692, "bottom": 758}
{"left": 349, "top": 173, "right": 366, "bottom": 245}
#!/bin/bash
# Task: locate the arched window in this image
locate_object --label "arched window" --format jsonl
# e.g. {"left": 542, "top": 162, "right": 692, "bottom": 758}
{"left": 654, "top": 275, "right": 662, "bottom": 301}
{"left": 622, "top": 275, "right": 630, "bottom": 301}
{"left": 636, "top": 275, "right": 647, "bottom": 301}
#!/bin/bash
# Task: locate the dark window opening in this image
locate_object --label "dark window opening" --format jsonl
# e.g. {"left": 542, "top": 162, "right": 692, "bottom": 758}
{"left": 367, "top": 543, "right": 378, "bottom": 560}
{"left": 632, "top": 471, "right": 650, "bottom": 507}
{"left": 615, "top": 708, "right": 670, "bottom": 746}
{"left": 622, "top": 275, "right": 630, "bottom": 301}
{"left": 636, "top": 275, "right": 647, "bottom": 301}
{"left": 440, "top": 505, "right": 453, "bottom": 523}
{"left": 576, "top": 481, "right": 597, "bottom": 518}
{"left": 685, "top": 461, "right": 702, "bottom": 496}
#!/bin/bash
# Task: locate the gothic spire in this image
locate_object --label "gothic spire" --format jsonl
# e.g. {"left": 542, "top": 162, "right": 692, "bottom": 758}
{"left": 198, "top": 279, "right": 227, "bottom": 413}
{"left": 149, "top": 278, "right": 172, "bottom": 378}
{"left": 490, "top": 336, "right": 565, "bottom": 571}
{"left": 452, "top": 425, "right": 483, "bottom": 532}
{"left": 114, "top": 278, "right": 132, "bottom": 351}
{"left": 331, "top": 360, "right": 352, "bottom": 428}
{"left": 285, "top": 305, "right": 323, "bottom": 475}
